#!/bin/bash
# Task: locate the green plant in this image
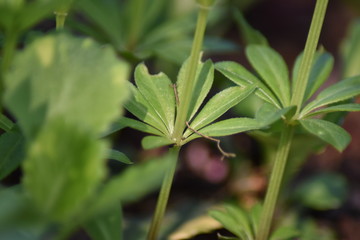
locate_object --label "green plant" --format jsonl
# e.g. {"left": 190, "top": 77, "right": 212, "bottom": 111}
{"left": 216, "top": 0, "right": 360, "bottom": 239}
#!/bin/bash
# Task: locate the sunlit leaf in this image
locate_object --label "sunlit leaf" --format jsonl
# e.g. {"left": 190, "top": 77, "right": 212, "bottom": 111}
{"left": 299, "top": 119, "right": 351, "bottom": 152}
{"left": 215, "top": 61, "right": 281, "bottom": 108}
{"left": 4, "top": 33, "right": 129, "bottom": 139}
{"left": 209, "top": 210, "right": 247, "bottom": 239}
{"left": 124, "top": 82, "right": 168, "bottom": 136}
{"left": 134, "top": 64, "right": 175, "bottom": 134}
{"left": 301, "top": 76, "right": 360, "bottom": 117}
{"left": 141, "top": 135, "right": 174, "bottom": 150}
{"left": 23, "top": 120, "right": 107, "bottom": 222}
{"left": 184, "top": 118, "right": 261, "bottom": 143}
{"left": 177, "top": 58, "right": 214, "bottom": 121}
{"left": 246, "top": 45, "right": 290, "bottom": 106}
{"left": 107, "top": 150, "right": 132, "bottom": 164}
{"left": 184, "top": 86, "right": 256, "bottom": 138}
{"left": 292, "top": 51, "right": 334, "bottom": 101}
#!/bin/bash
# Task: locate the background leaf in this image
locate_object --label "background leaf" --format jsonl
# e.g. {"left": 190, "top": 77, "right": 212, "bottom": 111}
{"left": 107, "top": 150, "right": 133, "bottom": 165}
{"left": 4, "top": 33, "right": 129, "bottom": 139}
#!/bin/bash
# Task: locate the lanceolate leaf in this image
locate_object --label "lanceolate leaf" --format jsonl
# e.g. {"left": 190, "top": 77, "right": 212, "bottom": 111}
{"left": 183, "top": 86, "right": 256, "bottom": 138}
{"left": 303, "top": 103, "right": 360, "bottom": 117}
{"left": 4, "top": 33, "right": 129, "bottom": 139}
{"left": 224, "top": 205, "right": 254, "bottom": 239}
{"left": 107, "top": 150, "right": 133, "bottom": 164}
{"left": 124, "top": 82, "right": 168, "bottom": 136}
{"left": 209, "top": 210, "right": 247, "bottom": 240}
{"left": 255, "top": 103, "right": 296, "bottom": 126}
{"left": 215, "top": 61, "right": 281, "bottom": 108}
{"left": 184, "top": 118, "right": 262, "bottom": 143}
{"left": 293, "top": 51, "right": 334, "bottom": 102}
{"left": 134, "top": 64, "right": 175, "bottom": 134}
{"left": 141, "top": 135, "right": 174, "bottom": 149}
{"left": 0, "top": 114, "right": 14, "bottom": 132}
{"left": 301, "top": 76, "right": 360, "bottom": 117}
{"left": 90, "top": 151, "right": 174, "bottom": 216}
{"left": 246, "top": 45, "right": 291, "bottom": 106}
{"left": 0, "top": 128, "right": 25, "bottom": 180}
{"left": 177, "top": 58, "right": 214, "bottom": 121}
{"left": 299, "top": 119, "right": 351, "bottom": 152}
{"left": 233, "top": 9, "right": 268, "bottom": 46}
{"left": 118, "top": 117, "right": 164, "bottom": 136}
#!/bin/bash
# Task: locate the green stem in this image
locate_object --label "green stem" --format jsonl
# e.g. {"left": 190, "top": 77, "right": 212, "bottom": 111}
{"left": 147, "top": 146, "right": 180, "bottom": 240}
{"left": 172, "top": 5, "right": 210, "bottom": 144}
{"left": 256, "top": 126, "right": 294, "bottom": 240}
{"left": 55, "top": 11, "right": 68, "bottom": 30}
{"left": 291, "top": 0, "right": 328, "bottom": 115}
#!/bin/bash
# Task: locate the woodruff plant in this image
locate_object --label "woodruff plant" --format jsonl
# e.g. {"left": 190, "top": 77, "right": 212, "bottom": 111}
{"left": 215, "top": 0, "right": 360, "bottom": 239}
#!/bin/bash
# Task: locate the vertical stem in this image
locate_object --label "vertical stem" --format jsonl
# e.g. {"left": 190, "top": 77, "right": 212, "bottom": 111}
{"left": 256, "top": 126, "right": 294, "bottom": 240}
{"left": 291, "top": 0, "right": 328, "bottom": 115}
{"left": 147, "top": 146, "right": 180, "bottom": 240}
{"left": 172, "top": 5, "right": 210, "bottom": 143}
{"left": 55, "top": 11, "right": 68, "bottom": 30}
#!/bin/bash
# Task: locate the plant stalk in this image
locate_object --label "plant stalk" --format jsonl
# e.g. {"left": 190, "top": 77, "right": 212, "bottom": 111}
{"left": 256, "top": 126, "right": 294, "bottom": 240}
{"left": 172, "top": 4, "right": 210, "bottom": 144}
{"left": 291, "top": 0, "right": 328, "bottom": 115}
{"left": 147, "top": 146, "right": 180, "bottom": 240}
{"left": 55, "top": 11, "right": 68, "bottom": 30}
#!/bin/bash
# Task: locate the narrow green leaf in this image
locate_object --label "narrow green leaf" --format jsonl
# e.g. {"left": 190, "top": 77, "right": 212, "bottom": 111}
{"left": 84, "top": 205, "right": 123, "bottom": 240}
{"left": 215, "top": 61, "right": 281, "bottom": 108}
{"left": 233, "top": 9, "right": 268, "bottom": 46}
{"left": 341, "top": 19, "right": 360, "bottom": 78}
{"left": 292, "top": 51, "right": 334, "bottom": 101}
{"left": 124, "top": 82, "right": 168, "bottom": 136}
{"left": 249, "top": 204, "right": 262, "bottom": 236}
{"left": 0, "top": 114, "right": 14, "bottom": 132}
{"left": 184, "top": 86, "right": 256, "bottom": 138}
{"left": 224, "top": 205, "right": 254, "bottom": 239}
{"left": 301, "top": 76, "right": 360, "bottom": 117}
{"left": 209, "top": 210, "right": 247, "bottom": 239}
{"left": 4, "top": 33, "right": 129, "bottom": 139}
{"left": 184, "top": 118, "right": 262, "bottom": 143}
{"left": 177, "top": 58, "right": 214, "bottom": 121}
{"left": 270, "top": 226, "right": 300, "bottom": 240}
{"left": 0, "top": 128, "right": 25, "bottom": 180}
{"left": 134, "top": 64, "right": 175, "bottom": 134}
{"left": 217, "top": 234, "right": 241, "bottom": 240}
{"left": 90, "top": 153, "right": 173, "bottom": 215}
{"left": 141, "top": 135, "right": 174, "bottom": 150}
{"left": 304, "top": 103, "right": 360, "bottom": 117}
{"left": 23, "top": 120, "right": 107, "bottom": 222}
{"left": 246, "top": 45, "right": 290, "bottom": 106}
{"left": 107, "top": 150, "right": 132, "bottom": 164}
{"left": 118, "top": 117, "right": 164, "bottom": 136}
{"left": 255, "top": 103, "right": 296, "bottom": 126}
{"left": 299, "top": 119, "right": 351, "bottom": 152}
